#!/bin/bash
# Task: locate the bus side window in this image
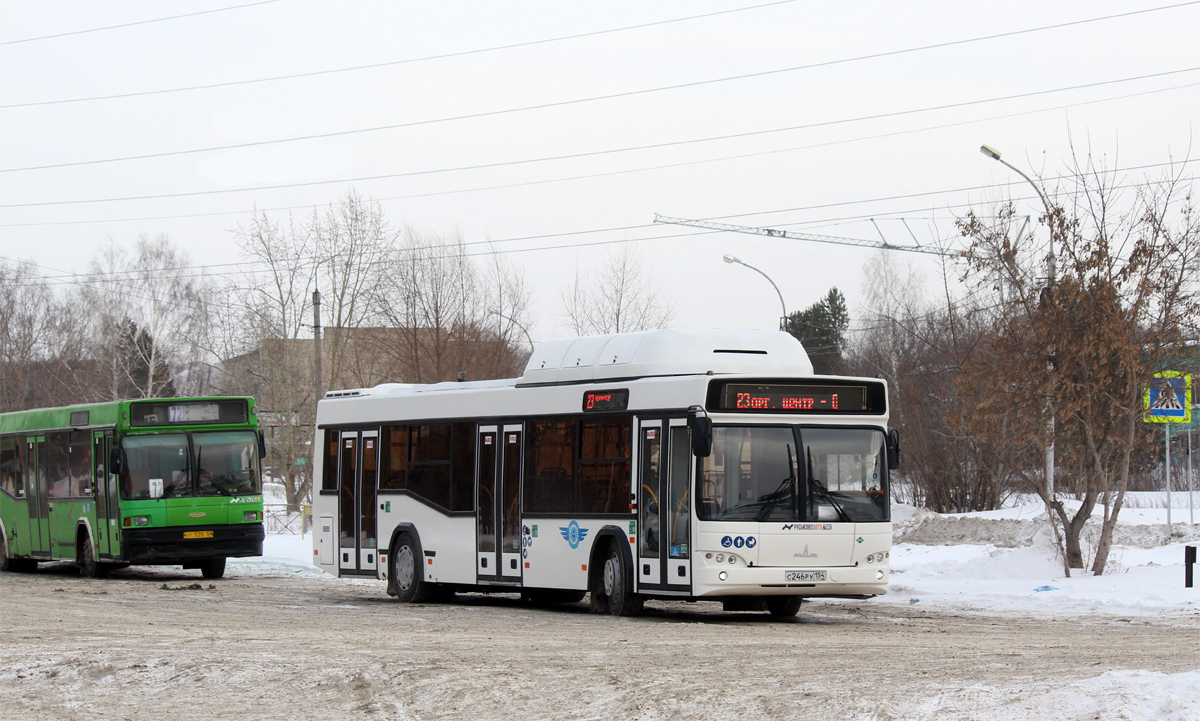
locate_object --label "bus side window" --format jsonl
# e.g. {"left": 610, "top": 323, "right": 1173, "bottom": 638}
{"left": 0, "top": 436, "right": 21, "bottom": 497}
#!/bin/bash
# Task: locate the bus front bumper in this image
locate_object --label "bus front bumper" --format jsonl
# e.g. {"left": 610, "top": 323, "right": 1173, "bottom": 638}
{"left": 692, "top": 563, "right": 889, "bottom": 598}
{"left": 120, "top": 523, "right": 265, "bottom": 564}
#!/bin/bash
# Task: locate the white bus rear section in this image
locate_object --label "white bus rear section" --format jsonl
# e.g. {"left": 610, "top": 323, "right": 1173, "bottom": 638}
{"left": 311, "top": 328, "right": 894, "bottom": 610}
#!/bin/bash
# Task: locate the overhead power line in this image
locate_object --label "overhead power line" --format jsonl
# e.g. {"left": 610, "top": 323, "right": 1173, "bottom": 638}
{"left": 653, "top": 215, "right": 955, "bottom": 256}
{"left": 3, "top": 79, "right": 1194, "bottom": 229}
{"left": 0, "top": 0, "right": 799, "bottom": 107}
{"left": 0, "top": 0, "right": 282, "bottom": 46}
{"left": 3, "top": 68, "right": 1195, "bottom": 209}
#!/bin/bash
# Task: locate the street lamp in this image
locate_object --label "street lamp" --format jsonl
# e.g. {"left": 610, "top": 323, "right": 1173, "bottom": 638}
{"left": 980, "top": 145, "right": 1055, "bottom": 281}
{"left": 488, "top": 310, "right": 535, "bottom": 350}
{"left": 723, "top": 254, "right": 787, "bottom": 330}
{"left": 980, "top": 143, "right": 1056, "bottom": 498}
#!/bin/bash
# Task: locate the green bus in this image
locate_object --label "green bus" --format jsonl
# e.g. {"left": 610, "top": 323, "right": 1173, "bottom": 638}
{"left": 0, "top": 397, "right": 266, "bottom": 579}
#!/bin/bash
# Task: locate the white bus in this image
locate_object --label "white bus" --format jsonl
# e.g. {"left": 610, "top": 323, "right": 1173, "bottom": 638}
{"left": 311, "top": 328, "right": 897, "bottom": 617}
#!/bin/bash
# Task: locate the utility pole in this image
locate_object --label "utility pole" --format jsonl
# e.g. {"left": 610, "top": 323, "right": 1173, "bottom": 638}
{"left": 313, "top": 290, "right": 323, "bottom": 408}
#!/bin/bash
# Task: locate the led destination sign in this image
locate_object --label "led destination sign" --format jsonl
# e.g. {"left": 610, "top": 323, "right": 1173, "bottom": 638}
{"left": 714, "top": 382, "right": 882, "bottom": 414}
{"left": 582, "top": 388, "right": 630, "bottom": 412}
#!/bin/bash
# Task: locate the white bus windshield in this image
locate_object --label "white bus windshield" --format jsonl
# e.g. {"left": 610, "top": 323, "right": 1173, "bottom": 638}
{"left": 698, "top": 426, "right": 888, "bottom": 523}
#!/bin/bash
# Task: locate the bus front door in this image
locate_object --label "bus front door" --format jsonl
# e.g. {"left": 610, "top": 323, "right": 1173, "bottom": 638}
{"left": 24, "top": 437, "right": 50, "bottom": 556}
{"left": 93, "top": 432, "right": 120, "bottom": 559}
{"left": 636, "top": 419, "right": 692, "bottom": 593}
{"left": 337, "top": 430, "right": 379, "bottom": 574}
{"left": 476, "top": 424, "right": 522, "bottom": 582}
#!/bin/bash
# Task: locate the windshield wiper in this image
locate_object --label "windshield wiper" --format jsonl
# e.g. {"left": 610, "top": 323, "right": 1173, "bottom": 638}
{"left": 197, "top": 446, "right": 234, "bottom": 496}
{"left": 757, "top": 445, "right": 797, "bottom": 522}
{"left": 807, "top": 447, "right": 850, "bottom": 522}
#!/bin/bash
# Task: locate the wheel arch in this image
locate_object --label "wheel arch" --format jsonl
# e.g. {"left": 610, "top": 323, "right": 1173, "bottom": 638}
{"left": 586, "top": 525, "right": 634, "bottom": 594}
{"left": 75, "top": 518, "right": 96, "bottom": 557}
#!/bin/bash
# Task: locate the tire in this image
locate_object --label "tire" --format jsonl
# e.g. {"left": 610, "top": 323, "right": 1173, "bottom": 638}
{"left": 767, "top": 596, "right": 803, "bottom": 618}
{"left": 0, "top": 534, "right": 13, "bottom": 573}
{"left": 79, "top": 536, "right": 107, "bottom": 579}
{"left": 392, "top": 533, "right": 434, "bottom": 603}
{"left": 200, "top": 557, "right": 226, "bottom": 579}
{"left": 602, "top": 542, "right": 642, "bottom": 617}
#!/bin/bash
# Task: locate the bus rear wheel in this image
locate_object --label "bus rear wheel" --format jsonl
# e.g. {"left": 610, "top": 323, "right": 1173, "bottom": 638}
{"left": 199, "top": 557, "right": 226, "bottom": 579}
{"left": 392, "top": 533, "right": 434, "bottom": 603}
{"left": 602, "top": 543, "right": 642, "bottom": 617}
{"left": 766, "top": 596, "right": 803, "bottom": 618}
{"left": 79, "top": 537, "right": 108, "bottom": 579}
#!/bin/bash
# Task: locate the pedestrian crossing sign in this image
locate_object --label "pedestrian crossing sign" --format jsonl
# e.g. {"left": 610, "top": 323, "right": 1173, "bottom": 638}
{"left": 1144, "top": 372, "right": 1192, "bottom": 423}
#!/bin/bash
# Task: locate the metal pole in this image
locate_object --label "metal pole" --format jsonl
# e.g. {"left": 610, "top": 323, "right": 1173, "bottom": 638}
{"left": 1189, "top": 428, "right": 1194, "bottom": 526}
{"left": 1167, "top": 424, "right": 1173, "bottom": 540}
{"left": 313, "top": 290, "right": 323, "bottom": 405}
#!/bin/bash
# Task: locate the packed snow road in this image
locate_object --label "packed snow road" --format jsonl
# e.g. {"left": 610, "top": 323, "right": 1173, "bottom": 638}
{"left": 2, "top": 563, "right": 1198, "bottom": 721}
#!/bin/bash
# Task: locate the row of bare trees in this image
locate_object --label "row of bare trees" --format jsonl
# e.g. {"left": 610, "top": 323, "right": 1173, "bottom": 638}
{"left": 1, "top": 191, "right": 679, "bottom": 511}
{"left": 848, "top": 161, "right": 1199, "bottom": 575}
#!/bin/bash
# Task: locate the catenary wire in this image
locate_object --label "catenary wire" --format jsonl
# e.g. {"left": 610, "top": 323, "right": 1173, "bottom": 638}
{"left": 0, "top": 0, "right": 282, "bottom": 46}
{"left": 3, "top": 67, "right": 1196, "bottom": 208}
{"left": 3, "top": 79, "right": 1195, "bottom": 228}
{"left": 0, "top": 0, "right": 799, "bottom": 106}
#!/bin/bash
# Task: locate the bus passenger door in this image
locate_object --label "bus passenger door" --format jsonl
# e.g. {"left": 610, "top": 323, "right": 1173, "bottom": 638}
{"left": 337, "top": 430, "right": 379, "bottom": 574}
{"left": 475, "top": 426, "right": 499, "bottom": 580}
{"left": 499, "top": 425, "right": 523, "bottom": 579}
{"left": 636, "top": 419, "right": 692, "bottom": 592}
{"left": 92, "top": 433, "right": 111, "bottom": 558}
{"left": 636, "top": 421, "right": 663, "bottom": 588}
{"left": 25, "top": 437, "right": 50, "bottom": 556}
{"left": 664, "top": 420, "right": 693, "bottom": 591}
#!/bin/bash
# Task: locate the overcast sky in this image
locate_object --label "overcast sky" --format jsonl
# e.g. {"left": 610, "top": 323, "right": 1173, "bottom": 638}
{"left": 2, "top": 0, "right": 1197, "bottom": 341}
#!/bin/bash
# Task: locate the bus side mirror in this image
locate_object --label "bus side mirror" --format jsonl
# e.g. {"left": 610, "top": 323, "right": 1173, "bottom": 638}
{"left": 887, "top": 428, "right": 900, "bottom": 470}
{"left": 258, "top": 430, "right": 268, "bottom": 460}
{"left": 108, "top": 447, "right": 123, "bottom": 476}
{"left": 688, "top": 411, "right": 712, "bottom": 458}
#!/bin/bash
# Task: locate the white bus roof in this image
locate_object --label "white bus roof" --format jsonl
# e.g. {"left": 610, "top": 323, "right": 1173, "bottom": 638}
{"left": 323, "top": 328, "right": 813, "bottom": 399}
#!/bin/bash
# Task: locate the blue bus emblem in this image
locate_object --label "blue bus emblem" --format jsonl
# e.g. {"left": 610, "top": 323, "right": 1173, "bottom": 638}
{"left": 721, "top": 535, "right": 733, "bottom": 548}
{"left": 559, "top": 521, "right": 589, "bottom": 549}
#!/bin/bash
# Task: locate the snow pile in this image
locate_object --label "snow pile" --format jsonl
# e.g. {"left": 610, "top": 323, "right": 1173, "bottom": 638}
{"left": 886, "top": 501, "right": 1200, "bottom": 616}
{"left": 1038, "top": 670, "right": 1200, "bottom": 721}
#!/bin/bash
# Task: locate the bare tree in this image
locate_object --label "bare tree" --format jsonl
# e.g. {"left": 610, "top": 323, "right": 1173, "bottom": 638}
{"left": 957, "top": 161, "right": 1200, "bottom": 575}
{"left": 561, "top": 246, "right": 674, "bottom": 335}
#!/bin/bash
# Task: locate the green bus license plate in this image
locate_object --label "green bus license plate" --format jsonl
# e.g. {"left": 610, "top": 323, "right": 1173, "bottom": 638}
{"left": 785, "top": 570, "right": 826, "bottom": 582}
{"left": 184, "top": 530, "right": 214, "bottom": 540}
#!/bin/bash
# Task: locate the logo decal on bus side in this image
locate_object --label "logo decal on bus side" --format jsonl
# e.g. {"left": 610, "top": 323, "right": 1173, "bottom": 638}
{"left": 559, "top": 521, "right": 589, "bottom": 549}
{"left": 229, "top": 496, "right": 262, "bottom": 504}
{"left": 780, "top": 523, "right": 833, "bottom": 531}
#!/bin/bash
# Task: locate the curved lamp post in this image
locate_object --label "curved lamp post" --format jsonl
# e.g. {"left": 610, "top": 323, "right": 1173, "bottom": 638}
{"left": 980, "top": 143, "right": 1056, "bottom": 498}
{"left": 724, "top": 254, "right": 787, "bottom": 331}
{"left": 488, "top": 310, "right": 535, "bottom": 350}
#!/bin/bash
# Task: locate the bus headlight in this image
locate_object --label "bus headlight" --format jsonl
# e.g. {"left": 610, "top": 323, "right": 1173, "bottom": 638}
{"left": 244, "top": 511, "right": 259, "bottom": 522}
{"left": 130, "top": 516, "right": 149, "bottom": 527}
{"left": 715, "top": 554, "right": 724, "bottom": 563}
{"left": 865, "top": 554, "right": 874, "bottom": 563}
{"left": 728, "top": 555, "right": 737, "bottom": 565}
{"left": 718, "top": 571, "right": 728, "bottom": 581}
{"left": 876, "top": 569, "right": 885, "bottom": 580}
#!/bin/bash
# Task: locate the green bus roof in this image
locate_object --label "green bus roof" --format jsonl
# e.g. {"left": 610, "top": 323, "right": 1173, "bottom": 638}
{"left": 0, "top": 397, "right": 257, "bottom": 435}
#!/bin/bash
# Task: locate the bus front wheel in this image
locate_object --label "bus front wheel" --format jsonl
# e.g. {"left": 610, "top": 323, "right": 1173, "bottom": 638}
{"left": 199, "top": 557, "right": 226, "bottom": 579}
{"left": 767, "top": 596, "right": 803, "bottom": 618}
{"left": 392, "top": 533, "right": 434, "bottom": 603}
{"left": 602, "top": 543, "right": 642, "bottom": 617}
{"left": 0, "top": 534, "right": 14, "bottom": 572}
{"left": 79, "top": 536, "right": 108, "bottom": 579}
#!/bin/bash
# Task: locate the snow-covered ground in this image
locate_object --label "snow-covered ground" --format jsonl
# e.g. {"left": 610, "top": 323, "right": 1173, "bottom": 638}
{"left": 222, "top": 500, "right": 1200, "bottom": 720}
